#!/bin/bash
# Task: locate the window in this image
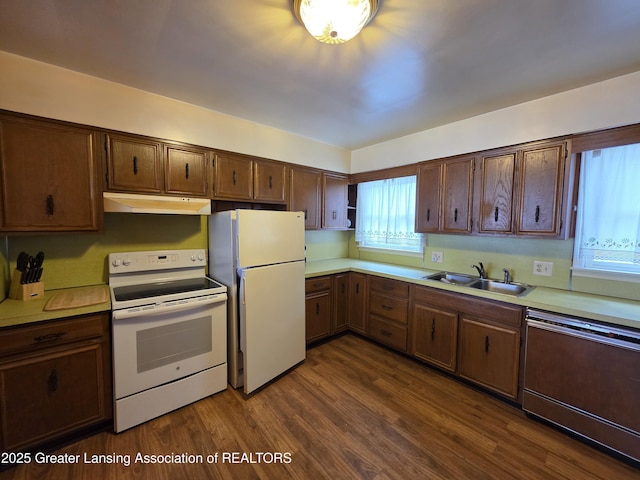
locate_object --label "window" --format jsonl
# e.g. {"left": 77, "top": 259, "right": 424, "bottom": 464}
{"left": 573, "top": 143, "right": 640, "bottom": 279}
{"left": 355, "top": 175, "right": 424, "bottom": 255}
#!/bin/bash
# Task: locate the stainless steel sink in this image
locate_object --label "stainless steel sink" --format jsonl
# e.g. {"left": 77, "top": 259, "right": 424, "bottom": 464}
{"left": 423, "top": 271, "right": 535, "bottom": 297}
{"left": 423, "top": 271, "right": 477, "bottom": 286}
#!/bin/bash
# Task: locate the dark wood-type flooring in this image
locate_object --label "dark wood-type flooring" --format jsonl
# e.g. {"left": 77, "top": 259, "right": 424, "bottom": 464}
{"left": 2, "top": 334, "right": 638, "bottom": 479}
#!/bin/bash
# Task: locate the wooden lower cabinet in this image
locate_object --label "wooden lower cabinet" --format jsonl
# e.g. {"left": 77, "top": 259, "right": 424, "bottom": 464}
{"left": 334, "top": 274, "right": 349, "bottom": 334}
{"left": 411, "top": 301, "right": 458, "bottom": 373}
{"left": 348, "top": 273, "right": 367, "bottom": 334}
{"left": 305, "top": 277, "right": 333, "bottom": 344}
{"left": 0, "top": 313, "right": 111, "bottom": 451}
{"left": 367, "top": 277, "right": 409, "bottom": 352}
{"left": 458, "top": 316, "right": 520, "bottom": 400}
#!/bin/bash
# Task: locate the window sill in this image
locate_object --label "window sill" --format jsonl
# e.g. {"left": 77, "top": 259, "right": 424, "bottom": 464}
{"left": 571, "top": 267, "right": 640, "bottom": 284}
{"left": 357, "top": 246, "right": 424, "bottom": 258}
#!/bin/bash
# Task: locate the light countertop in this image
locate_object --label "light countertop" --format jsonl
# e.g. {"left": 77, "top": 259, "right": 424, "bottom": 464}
{"left": 0, "top": 285, "right": 111, "bottom": 329}
{"left": 306, "top": 258, "right": 640, "bottom": 330}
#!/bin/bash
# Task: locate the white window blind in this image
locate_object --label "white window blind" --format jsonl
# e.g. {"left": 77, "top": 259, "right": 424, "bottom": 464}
{"left": 573, "top": 143, "right": 640, "bottom": 278}
{"left": 355, "top": 176, "right": 424, "bottom": 254}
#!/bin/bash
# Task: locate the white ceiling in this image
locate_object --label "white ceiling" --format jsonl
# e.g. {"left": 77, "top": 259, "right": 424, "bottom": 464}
{"left": 1, "top": 0, "right": 640, "bottom": 150}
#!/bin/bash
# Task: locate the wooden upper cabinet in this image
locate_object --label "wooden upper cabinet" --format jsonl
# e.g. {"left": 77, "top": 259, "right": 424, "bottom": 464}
{"left": 477, "top": 150, "right": 517, "bottom": 234}
{"left": 442, "top": 157, "right": 473, "bottom": 233}
{"left": 254, "top": 159, "right": 287, "bottom": 203}
{"left": 0, "top": 114, "right": 101, "bottom": 232}
{"left": 416, "top": 156, "right": 473, "bottom": 233}
{"left": 213, "top": 152, "right": 253, "bottom": 200}
{"left": 106, "top": 133, "right": 164, "bottom": 193}
{"left": 517, "top": 142, "right": 566, "bottom": 236}
{"left": 416, "top": 162, "right": 442, "bottom": 232}
{"left": 290, "top": 166, "right": 321, "bottom": 230}
{"left": 165, "top": 144, "right": 210, "bottom": 196}
{"left": 322, "top": 173, "right": 348, "bottom": 229}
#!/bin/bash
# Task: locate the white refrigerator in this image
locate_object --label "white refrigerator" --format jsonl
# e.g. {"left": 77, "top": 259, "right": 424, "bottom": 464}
{"left": 208, "top": 209, "right": 306, "bottom": 394}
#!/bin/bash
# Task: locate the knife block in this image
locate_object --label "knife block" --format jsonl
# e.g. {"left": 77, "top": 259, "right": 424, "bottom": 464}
{"left": 8, "top": 269, "right": 44, "bottom": 301}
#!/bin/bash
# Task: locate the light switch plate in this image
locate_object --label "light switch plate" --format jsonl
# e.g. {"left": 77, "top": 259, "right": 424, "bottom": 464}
{"left": 533, "top": 261, "right": 553, "bottom": 276}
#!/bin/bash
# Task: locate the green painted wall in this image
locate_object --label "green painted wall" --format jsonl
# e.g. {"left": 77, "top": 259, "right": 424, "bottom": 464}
{"left": 305, "top": 230, "right": 350, "bottom": 262}
{"left": 4, "top": 214, "right": 207, "bottom": 293}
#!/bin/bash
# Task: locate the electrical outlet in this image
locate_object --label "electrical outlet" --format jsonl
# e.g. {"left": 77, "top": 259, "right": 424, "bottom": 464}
{"left": 431, "top": 251, "right": 443, "bottom": 263}
{"left": 533, "top": 261, "right": 553, "bottom": 276}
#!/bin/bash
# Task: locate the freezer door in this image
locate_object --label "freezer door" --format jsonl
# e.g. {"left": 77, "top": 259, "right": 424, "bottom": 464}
{"left": 238, "top": 261, "right": 305, "bottom": 394}
{"left": 236, "top": 210, "right": 305, "bottom": 268}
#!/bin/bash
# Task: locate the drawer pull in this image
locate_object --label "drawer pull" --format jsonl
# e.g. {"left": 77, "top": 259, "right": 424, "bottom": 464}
{"left": 485, "top": 335, "right": 490, "bottom": 353}
{"left": 269, "top": 175, "right": 273, "bottom": 189}
{"left": 316, "top": 303, "right": 320, "bottom": 315}
{"left": 48, "top": 369, "right": 58, "bottom": 393}
{"left": 431, "top": 318, "right": 436, "bottom": 340}
{"left": 382, "top": 285, "right": 394, "bottom": 291}
{"left": 313, "top": 282, "right": 324, "bottom": 288}
{"left": 132, "top": 155, "right": 138, "bottom": 175}
{"left": 381, "top": 305, "right": 393, "bottom": 311}
{"left": 381, "top": 330, "right": 393, "bottom": 337}
{"left": 34, "top": 332, "right": 67, "bottom": 343}
{"left": 185, "top": 162, "right": 190, "bottom": 179}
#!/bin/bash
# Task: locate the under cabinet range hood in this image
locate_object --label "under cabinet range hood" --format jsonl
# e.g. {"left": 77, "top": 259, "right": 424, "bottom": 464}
{"left": 103, "top": 192, "right": 211, "bottom": 215}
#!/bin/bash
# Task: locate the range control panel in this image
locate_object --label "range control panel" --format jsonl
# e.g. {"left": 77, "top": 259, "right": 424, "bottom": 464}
{"left": 109, "top": 249, "right": 207, "bottom": 274}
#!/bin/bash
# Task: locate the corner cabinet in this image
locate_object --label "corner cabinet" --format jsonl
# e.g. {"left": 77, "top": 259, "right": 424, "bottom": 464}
{"left": 0, "top": 313, "right": 112, "bottom": 451}
{"left": 0, "top": 113, "right": 102, "bottom": 233}
{"left": 416, "top": 156, "right": 474, "bottom": 234}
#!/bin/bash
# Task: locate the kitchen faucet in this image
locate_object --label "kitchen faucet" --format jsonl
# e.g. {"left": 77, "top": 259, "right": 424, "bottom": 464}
{"left": 503, "top": 268, "right": 511, "bottom": 284}
{"left": 471, "top": 262, "right": 487, "bottom": 279}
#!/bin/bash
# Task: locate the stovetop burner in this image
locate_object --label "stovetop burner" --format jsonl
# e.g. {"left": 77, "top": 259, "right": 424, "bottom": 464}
{"left": 112, "top": 277, "right": 225, "bottom": 302}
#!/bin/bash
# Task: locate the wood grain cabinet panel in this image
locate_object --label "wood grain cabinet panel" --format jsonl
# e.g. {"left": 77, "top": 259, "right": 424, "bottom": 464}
{"left": 416, "top": 162, "right": 442, "bottom": 232}
{"left": 165, "top": 144, "right": 209, "bottom": 196}
{"left": 253, "top": 159, "right": 287, "bottom": 203}
{"left": 348, "top": 273, "right": 367, "bottom": 334}
{"left": 305, "top": 277, "right": 333, "bottom": 344}
{"left": 106, "top": 133, "right": 164, "bottom": 193}
{"left": 322, "top": 173, "right": 348, "bottom": 229}
{"left": 290, "top": 166, "right": 322, "bottom": 230}
{"left": 411, "top": 301, "right": 458, "bottom": 372}
{"left": 477, "top": 151, "right": 517, "bottom": 234}
{"left": 213, "top": 152, "right": 253, "bottom": 200}
{"left": 0, "top": 114, "right": 101, "bottom": 232}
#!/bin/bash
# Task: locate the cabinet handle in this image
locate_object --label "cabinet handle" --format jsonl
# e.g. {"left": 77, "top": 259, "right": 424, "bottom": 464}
{"left": 485, "top": 335, "right": 490, "bottom": 353}
{"left": 185, "top": 162, "right": 190, "bottom": 179}
{"left": 535, "top": 205, "right": 540, "bottom": 223}
{"left": 304, "top": 209, "right": 308, "bottom": 220}
{"left": 33, "top": 332, "right": 66, "bottom": 343}
{"left": 48, "top": 369, "right": 58, "bottom": 393}
{"left": 381, "top": 305, "right": 393, "bottom": 311}
{"left": 381, "top": 330, "right": 392, "bottom": 337}
{"left": 356, "top": 283, "right": 360, "bottom": 294}
{"left": 316, "top": 302, "right": 320, "bottom": 315}
{"left": 332, "top": 210, "right": 337, "bottom": 220}
{"left": 454, "top": 208, "right": 458, "bottom": 223}
{"left": 133, "top": 156, "right": 138, "bottom": 175}
{"left": 313, "top": 282, "right": 323, "bottom": 288}
{"left": 269, "top": 175, "right": 273, "bottom": 189}
{"left": 427, "top": 208, "right": 430, "bottom": 222}
{"left": 46, "top": 195, "right": 54, "bottom": 216}
{"left": 494, "top": 207, "right": 499, "bottom": 222}
{"left": 431, "top": 318, "right": 436, "bottom": 340}
{"left": 232, "top": 170, "right": 236, "bottom": 185}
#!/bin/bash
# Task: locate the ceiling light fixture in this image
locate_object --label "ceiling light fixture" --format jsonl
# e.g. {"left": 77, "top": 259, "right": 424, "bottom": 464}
{"left": 293, "top": 0, "right": 379, "bottom": 44}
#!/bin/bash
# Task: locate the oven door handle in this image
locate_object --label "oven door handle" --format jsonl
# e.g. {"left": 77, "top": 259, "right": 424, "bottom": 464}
{"left": 112, "top": 294, "right": 227, "bottom": 321}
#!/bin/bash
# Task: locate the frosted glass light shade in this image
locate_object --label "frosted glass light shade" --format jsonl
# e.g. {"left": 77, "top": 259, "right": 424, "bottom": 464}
{"left": 294, "top": 0, "right": 378, "bottom": 44}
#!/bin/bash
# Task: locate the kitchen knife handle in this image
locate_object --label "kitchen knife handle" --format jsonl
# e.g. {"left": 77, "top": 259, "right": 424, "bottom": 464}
{"left": 133, "top": 156, "right": 138, "bottom": 175}
{"left": 46, "top": 195, "right": 54, "bottom": 216}
{"left": 185, "top": 162, "right": 189, "bottom": 179}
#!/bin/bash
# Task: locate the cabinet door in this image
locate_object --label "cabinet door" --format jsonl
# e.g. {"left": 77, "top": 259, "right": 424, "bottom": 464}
{"left": 411, "top": 303, "right": 458, "bottom": 372}
{"left": 0, "top": 116, "right": 100, "bottom": 232}
{"left": 0, "top": 343, "right": 107, "bottom": 451}
{"left": 322, "top": 173, "right": 348, "bottom": 229}
{"left": 477, "top": 151, "right": 516, "bottom": 234}
{"left": 107, "top": 133, "right": 164, "bottom": 193}
{"left": 442, "top": 157, "right": 473, "bottom": 233}
{"left": 305, "top": 290, "right": 332, "bottom": 343}
{"left": 416, "top": 163, "right": 442, "bottom": 232}
{"left": 213, "top": 152, "right": 253, "bottom": 200}
{"left": 458, "top": 316, "right": 520, "bottom": 399}
{"left": 165, "top": 145, "right": 209, "bottom": 196}
{"left": 348, "top": 273, "right": 367, "bottom": 334}
{"left": 517, "top": 142, "right": 565, "bottom": 236}
{"left": 254, "top": 159, "right": 287, "bottom": 203}
{"left": 290, "top": 167, "right": 321, "bottom": 230}
{"left": 334, "top": 274, "right": 349, "bottom": 333}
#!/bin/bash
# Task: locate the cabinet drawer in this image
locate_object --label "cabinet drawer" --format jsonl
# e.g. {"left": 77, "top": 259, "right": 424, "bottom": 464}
{"left": 0, "top": 314, "right": 107, "bottom": 358}
{"left": 369, "top": 276, "right": 409, "bottom": 298}
{"left": 369, "top": 292, "right": 408, "bottom": 325}
{"left": 305, "top": 276, "right": 332, "bottom": 293}
{"left": 369, "top": 315, "right": 407, "bottom": 352}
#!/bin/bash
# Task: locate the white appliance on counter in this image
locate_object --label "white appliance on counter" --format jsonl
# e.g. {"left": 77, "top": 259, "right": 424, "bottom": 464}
{"left": 108, "top": 249, "right": 227, "bottom": 432}
{"left": 209, "top": 209, "right": 305, "bottom": 394}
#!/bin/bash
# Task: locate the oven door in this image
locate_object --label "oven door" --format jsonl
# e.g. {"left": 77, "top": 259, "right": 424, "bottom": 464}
{"left": 112, "top": 294, "right": 227, "bottom": 400}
